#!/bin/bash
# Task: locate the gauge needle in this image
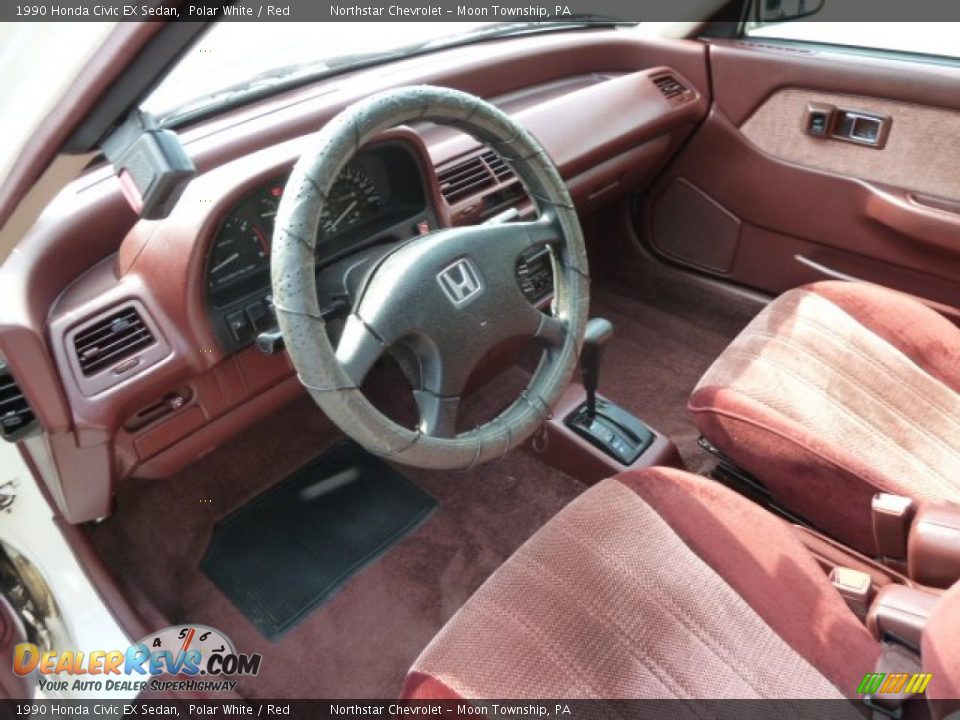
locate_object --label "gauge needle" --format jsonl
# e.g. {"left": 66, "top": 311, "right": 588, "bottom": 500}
{"left": 328, "top": 200, "right": 358, "bottom": 232}
{"left": 211, "top": 252, "right": 240, "bottom": 274}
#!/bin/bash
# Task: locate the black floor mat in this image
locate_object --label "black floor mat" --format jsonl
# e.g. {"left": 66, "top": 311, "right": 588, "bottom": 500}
{"left": 201, "top": 441, "right": 437, "bottom": 640}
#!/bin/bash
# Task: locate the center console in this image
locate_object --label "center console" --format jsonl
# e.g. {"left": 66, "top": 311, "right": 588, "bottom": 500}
{"left": 566, "top": 398, "right": 655, "bottom": 465}
{"left": 526, "top": 317, "right": 681, "bottom": 484}
{"left": 563, "top": 318, "right": 657, "bottom": 464}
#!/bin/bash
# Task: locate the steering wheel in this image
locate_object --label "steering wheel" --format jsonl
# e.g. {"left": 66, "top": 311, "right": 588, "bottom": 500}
{"left": 271, "top": 85, "right": 589, "bottom": 469}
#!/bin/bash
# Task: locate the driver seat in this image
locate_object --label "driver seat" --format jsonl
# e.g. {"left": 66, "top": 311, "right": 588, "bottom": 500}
{"left": 402, "top": 468, "right": 959, "bottom": 709}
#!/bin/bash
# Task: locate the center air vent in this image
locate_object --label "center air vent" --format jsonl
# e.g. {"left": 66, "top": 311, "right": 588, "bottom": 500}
{"left": 437, "top": 150, "right": 517, "bottom": 205}
{"left": 652, "top": 74, "right": 692, "bottom": 104}
{"left": 0, "top": 361, "right": 38, "bottom": 442}
{"left": 481, "top": 150, "right": 515, "bottom": 183}
{"left": 437, "top": 154, "right": 492, "bottom": 204}
{"left": 74, "top": 306, "right": 155, "bottom": 377}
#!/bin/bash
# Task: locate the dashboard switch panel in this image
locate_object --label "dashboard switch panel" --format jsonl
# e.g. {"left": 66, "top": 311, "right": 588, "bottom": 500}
{"left": 516, "top": 246, "right": 554, "bottom": 305}
{"left": 245, "top": 302, "right": 271, "bottom": 332}
{"left": 225, "top": 311, "right": 252, "bottom": 343}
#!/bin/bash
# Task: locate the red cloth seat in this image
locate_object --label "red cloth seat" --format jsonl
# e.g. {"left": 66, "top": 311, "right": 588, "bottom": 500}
{"left": 403, "top": 468, "right": 886, "bottom": 701}
{"left": 689, "top": 281, "right": 960, "bottom": 555}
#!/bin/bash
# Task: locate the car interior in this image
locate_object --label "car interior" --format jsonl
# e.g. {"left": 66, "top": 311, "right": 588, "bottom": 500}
{"left": 2, "top": 9, "right": 960, "bottom": 714}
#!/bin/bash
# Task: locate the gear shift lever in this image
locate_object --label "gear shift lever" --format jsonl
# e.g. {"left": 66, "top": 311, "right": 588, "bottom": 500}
{"left": 581, "top": 318, "right": 613, "bottom": 419}
{"left": 566, "top": 317, "right": 654, "bottom": 464}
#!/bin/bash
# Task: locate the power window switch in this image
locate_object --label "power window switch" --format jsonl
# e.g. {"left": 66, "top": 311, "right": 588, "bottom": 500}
{"left": 805, "top": 102, "right": 835, "bottom": 137}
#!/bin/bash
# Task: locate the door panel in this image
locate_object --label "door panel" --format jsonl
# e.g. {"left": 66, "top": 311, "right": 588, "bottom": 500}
{"left": 643, "top": 39, "right": 960, "bottom": 317}
{"left": 740, "top": 88, "right": 960, "bottom": 200}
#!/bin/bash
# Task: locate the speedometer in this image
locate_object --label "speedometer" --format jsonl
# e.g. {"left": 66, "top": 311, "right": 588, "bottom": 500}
{"left": 318, "top": 167, "right": 383, "bottom": 237}
{"left": 207, "top": 216, "right": 270, "bottom": 290}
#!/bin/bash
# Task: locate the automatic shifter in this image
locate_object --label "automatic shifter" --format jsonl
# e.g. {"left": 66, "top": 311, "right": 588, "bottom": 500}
{"left": 566, "top": 318, "right": 654, "bottom": 464}
{"left": 580, "top": 318, "right": 613, "bottom": 419}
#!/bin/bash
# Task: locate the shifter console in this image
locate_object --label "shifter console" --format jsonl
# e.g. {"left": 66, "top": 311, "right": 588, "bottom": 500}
{"left": 566, "top": 398, "right": 655, "bottom": 464}
{"left": 565, "top": 318, "right": 655, "bottom": 465}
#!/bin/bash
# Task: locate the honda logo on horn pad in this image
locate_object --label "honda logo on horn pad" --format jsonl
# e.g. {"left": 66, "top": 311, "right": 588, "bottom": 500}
{"left": 437, "top": 257, "right": 484, "bottom": 307}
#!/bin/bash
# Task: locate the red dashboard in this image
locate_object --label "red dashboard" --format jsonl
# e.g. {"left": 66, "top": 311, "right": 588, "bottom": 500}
{"left": 0, "top": 29, "right": 709, "bottom": 522}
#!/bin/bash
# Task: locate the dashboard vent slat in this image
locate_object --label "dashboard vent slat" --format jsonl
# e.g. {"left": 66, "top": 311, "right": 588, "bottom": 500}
{"left": 437, "top": 154, "right": 495, "bottom": 204}
{"left": 73, "top": 306, "right": 156, "bottom": 376}
{"left": 437, "top": 149, "right": 517, "bottom": 206}
{"left": 0, "top": 361, "right": 38, "bottom": 442}
{"left": 480, "top": 151, "right": 516, "bottom": 182}
{"left": 440, "top": 163, "right": 488, "bottom": 185}
{"left": 652, "top": 74, "right": 690, "bottom": 101}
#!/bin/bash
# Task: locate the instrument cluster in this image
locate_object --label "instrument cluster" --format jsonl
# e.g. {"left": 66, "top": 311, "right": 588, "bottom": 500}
{"left": 205, "top": 142, "right": 435, "bottom": 353}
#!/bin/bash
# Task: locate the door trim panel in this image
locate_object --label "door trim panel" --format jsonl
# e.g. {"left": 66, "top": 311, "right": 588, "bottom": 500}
{"left": 740, "top": 87, "right": 960, "bottom": 200}
{"left": 642, "top": 39, "right": 960, "bottom": 317}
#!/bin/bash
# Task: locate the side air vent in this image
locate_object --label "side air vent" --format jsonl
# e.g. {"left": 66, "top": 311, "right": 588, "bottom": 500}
{"left": 0, "top": 361, "right": 38, "bottom": 442}
{"left": 74, "top": 306, "right": 155, "bottom": 377}
{"left": 652, "top": 74, "right": 694, "bottom": 105}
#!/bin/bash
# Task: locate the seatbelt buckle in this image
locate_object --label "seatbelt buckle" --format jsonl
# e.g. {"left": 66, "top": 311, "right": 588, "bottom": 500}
{"left": 829, "top": 566, "right": 874, "bottom": 619}
{"left": 872, "top": 494, "right": 915, "bottom": 560}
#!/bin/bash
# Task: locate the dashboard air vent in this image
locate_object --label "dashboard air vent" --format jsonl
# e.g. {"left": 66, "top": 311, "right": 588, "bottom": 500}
{"left": 74, "top": 306, "right": 155, "bottom": 376}
{"left": 437, "top": 154, "right": 495, "bottom": 204}
{"left": 0, "top": 361, "right": 38, "bottom": 442}
{"left": 481, "top": 151, "right": 516, "bottom": 183}
{"left": 437, "top": 150, "right": 517, "bottom": 206}
{"left": 653, "top": 74, "right": 690, "bottom": 100}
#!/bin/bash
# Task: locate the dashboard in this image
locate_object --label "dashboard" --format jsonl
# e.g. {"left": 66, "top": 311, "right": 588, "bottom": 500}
{"left": 1, "top": 39, "right": 710, "bottom": 525}
{"left": 205, "top": 141, "right": 437, "bottom": 353}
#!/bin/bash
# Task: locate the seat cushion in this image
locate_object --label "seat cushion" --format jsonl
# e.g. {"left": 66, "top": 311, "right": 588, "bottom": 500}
{"left": 689, "top": 281, "right": 960, "bottom": 554}
{"left": 403, "top": 468, "right": 878, "bottom": 701}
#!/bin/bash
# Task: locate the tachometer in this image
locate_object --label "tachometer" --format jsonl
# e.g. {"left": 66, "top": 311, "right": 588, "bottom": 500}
{"left": 318, "top": 167, "right": 383, "bottom": 237}
{"left": 207, "top": 216, "right": 270, "bottom": 290}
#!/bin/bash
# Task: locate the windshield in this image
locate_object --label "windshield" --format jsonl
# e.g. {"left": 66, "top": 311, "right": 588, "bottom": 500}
{"left": 143, "top": 20, "right": 629, "bottom": 125}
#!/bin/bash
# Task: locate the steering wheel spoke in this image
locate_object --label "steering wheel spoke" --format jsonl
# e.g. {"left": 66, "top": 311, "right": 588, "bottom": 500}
{"left": 335, "top": 313, "right": 387, "bottom": 386}
{"left": 413, "top": 390, "right": 460, "bottom": 438}
{"left": 533, "top": 312, "right": 567, "bottom": 348}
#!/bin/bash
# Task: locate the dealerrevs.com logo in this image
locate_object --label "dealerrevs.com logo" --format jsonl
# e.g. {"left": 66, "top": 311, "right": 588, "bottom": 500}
{"left": 13, "top": 625, "right": 262, "bottom": 694}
